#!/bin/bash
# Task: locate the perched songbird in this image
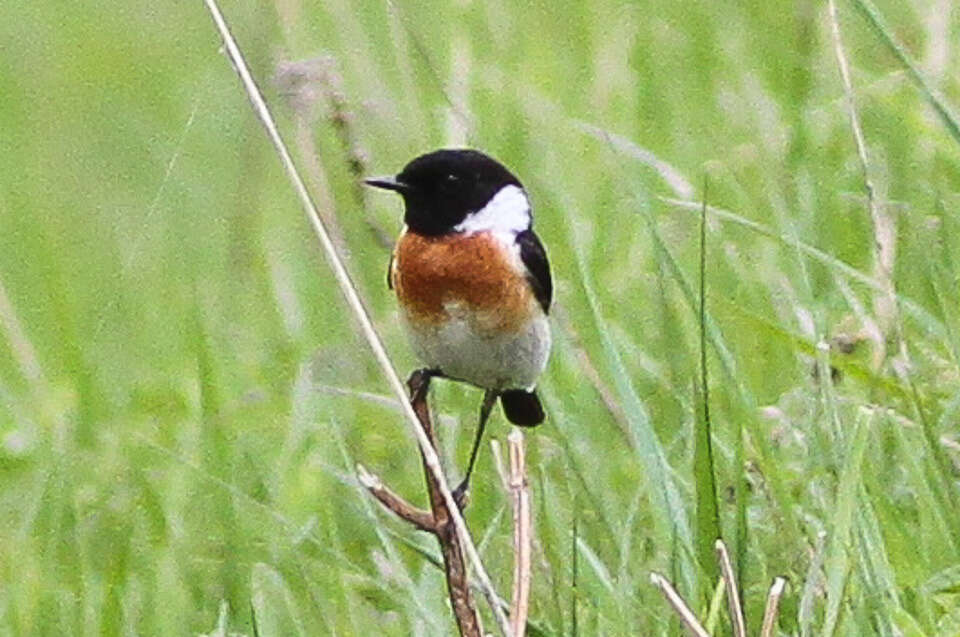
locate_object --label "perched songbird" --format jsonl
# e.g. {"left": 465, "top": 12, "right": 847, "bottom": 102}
{"left": 365, "top": 149, "right": 552, "bottom": 501}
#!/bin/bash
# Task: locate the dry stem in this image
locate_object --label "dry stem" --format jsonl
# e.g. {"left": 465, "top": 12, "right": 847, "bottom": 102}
{"left": 653, "top": 551, "right": 787, "bottom": 637}
{"left": 199, "top": 2, "right": 510, "bottom": 633}
{"left": 507, "top": 430, "right": 532, "bottom": 637}
{"left": 715, "top": 540, "right": 746, "bottom": 637}
{"left": 760, "top": 577, "right": 787, "bottom": 637}
{"left": 650, "top": 572, "right": 711, "bottom": 637}
{"left": 361, "top": 373, "right": 483, "bottom": 637}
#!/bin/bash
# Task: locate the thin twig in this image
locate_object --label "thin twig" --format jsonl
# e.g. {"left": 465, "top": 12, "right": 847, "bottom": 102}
{"left": 409, "top": 376, "right": 484, "bottom": 636}
{"left": 715, "top": 540, "right": 746, "bottom": 637}
{"left": 650, "top": 573, "right": 711, "bottom": 637}
{"left": 199, "top": 3, "right": 511, "bottom": 634}
{"left": 357, "top": 464, "right": 435, "bottom": 532}
{"left": 359, "top": 376, "right": 484, "bottom": 636}
{"left": 508, "top": 430, "right": 532, "bottom": 637}
{"left": 760, "top": 577, "right": 787, "bottom": 637}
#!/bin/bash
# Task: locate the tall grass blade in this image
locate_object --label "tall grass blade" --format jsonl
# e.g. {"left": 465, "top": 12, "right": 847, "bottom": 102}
{"left": 889, "top": 608, "right": 929, "bottom": 637}
{"left": 571, "top": 508, "right": 579, "bottom": 637}
{"left": 799, "top": 533, "right": 827, "bottom": 636}
{"left": 904, "top": 372, "right": 960, "bottom": 533}
{"left": 850, "top": 0, "right": 960, "bottom": 146}
{"left": 566, "top": 215, "right": 695, "bottom": 595}
{"left": 853, "top": 507, "right": 894, "bottom": 636}
{"left": 855, "top": 487, "right": 901, "bottom": 611}
{"left": 629, "top": 197, "right": 806, "bottom": 551}
{"left": 575, "top": 538, "right": 616, "bottom": 595}
{"left": 892, "top": 426, "right": 958, "bottom": 557}
{"left": 693, "top": 183, "right": 720, "bottom": 597}
{"left": 823, "top": 408, "right": 872, "bottom": 636}
{"left": 660, "top": 198, "right": 947, "bottom": 340}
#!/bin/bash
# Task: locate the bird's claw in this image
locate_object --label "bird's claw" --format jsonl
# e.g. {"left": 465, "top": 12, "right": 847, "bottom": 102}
{"left": 451, "top": 482, "right": 470, "bottom": 511}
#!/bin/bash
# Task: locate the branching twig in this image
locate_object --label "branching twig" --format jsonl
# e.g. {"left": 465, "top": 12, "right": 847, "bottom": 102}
{"left": 360, "top": 372, "right": 483, "bottom": 636}
{"left": 357, "top": 464, "right": 435, "bottom": 533}
{"left": 198, "top": 3, "right": 510, "bottom": 634}
{"left": 508, "top": 430, "right": 532, "bottom": 637}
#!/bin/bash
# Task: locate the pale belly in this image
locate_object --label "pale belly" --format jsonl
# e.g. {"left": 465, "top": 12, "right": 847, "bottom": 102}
{"left": 401, "top": 303, "right": 551, "bottom": 391}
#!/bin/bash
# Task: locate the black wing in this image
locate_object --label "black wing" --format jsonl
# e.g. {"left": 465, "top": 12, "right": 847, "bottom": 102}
{"left": 386, "top": 253, "right": 394, "bottom": 289}
{"left": 516, "top": 229, "right": 552, "bottom": 314}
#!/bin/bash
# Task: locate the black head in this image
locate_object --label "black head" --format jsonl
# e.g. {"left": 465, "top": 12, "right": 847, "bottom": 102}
{"left": 364, "top": 149, "right": 523, "bottom": 236}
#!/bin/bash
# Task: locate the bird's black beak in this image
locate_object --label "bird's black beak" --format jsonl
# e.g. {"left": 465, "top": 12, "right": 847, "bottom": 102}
{"left": 363, "top": 176, "right": 409, "bottom": 193}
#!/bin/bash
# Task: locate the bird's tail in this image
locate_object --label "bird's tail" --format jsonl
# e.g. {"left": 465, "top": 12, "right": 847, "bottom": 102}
{"left": 500, "top": 389, "right": 545, "bottom": 426}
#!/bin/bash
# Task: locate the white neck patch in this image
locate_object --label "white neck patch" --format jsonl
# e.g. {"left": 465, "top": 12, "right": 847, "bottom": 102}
{"left": 453, "top": 185, "right": 531, "bottom": 235}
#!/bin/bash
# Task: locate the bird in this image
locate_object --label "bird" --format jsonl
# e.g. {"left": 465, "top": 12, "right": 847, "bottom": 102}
{"left": 365, "top": 149, "right": 552, "bottom": 503}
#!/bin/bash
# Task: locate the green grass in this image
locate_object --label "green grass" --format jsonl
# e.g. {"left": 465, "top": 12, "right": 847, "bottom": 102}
{"left": 2, "top": 0, "right": 960, "bottom": 634}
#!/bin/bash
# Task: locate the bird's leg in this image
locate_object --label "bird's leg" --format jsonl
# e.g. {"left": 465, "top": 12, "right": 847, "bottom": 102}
{"left": 452, "top": 389, "right": 498, "bottom": 508}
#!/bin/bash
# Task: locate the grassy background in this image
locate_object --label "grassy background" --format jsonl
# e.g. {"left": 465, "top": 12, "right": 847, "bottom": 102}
{"left": 2, "top": 0, "right": 960, "bottom": 634}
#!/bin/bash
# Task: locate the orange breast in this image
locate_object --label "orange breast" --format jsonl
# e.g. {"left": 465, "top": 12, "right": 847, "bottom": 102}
{"left": 392, "top": 231, "right": 534, "bottom": 333}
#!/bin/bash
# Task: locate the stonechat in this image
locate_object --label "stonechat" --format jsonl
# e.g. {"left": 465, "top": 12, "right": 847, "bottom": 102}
{"left": 365, "top": 149, "right": 552, "bottom": 500}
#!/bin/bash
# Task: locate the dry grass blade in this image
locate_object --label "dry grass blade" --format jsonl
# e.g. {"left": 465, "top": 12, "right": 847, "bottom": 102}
{"left": 653, "top": 546, "right": 789, "bottom": 637}
{"left": 760, "top": 577, "right": 787, "bottom": 637}
{"left": 199, "top": 2, "right": 511, "bottom": 634}
{"left": 715, "top": 540, "right": 746, "bottom": 637}
{"left": 508, "top": 430, "right": 532, "bottom": 637}
{"left": 650, "top": 573, "right": 711, "bottom": 637}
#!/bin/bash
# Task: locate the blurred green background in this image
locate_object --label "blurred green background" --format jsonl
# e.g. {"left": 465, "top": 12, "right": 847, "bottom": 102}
{"left": 2, "top": 0, "right": 960, "bottom": 634}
